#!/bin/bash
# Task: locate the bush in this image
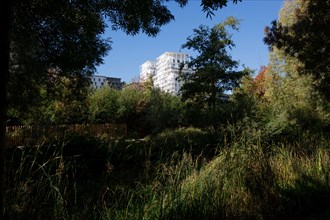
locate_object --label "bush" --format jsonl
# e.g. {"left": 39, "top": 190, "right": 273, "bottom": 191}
{"left": 147, "top": 127, "right": 219, "bottom": 159}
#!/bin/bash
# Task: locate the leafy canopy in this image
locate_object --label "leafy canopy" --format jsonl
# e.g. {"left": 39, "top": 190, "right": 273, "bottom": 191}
{"left": 180, "top": 16, "right": 249, "bottom": 111}
{"left": 264, "top": 0, "right": 330, "bottom": 100}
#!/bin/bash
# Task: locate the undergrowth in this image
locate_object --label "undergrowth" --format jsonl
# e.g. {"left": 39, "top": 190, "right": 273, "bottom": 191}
{"left": 4, "top": 127, "right": 330, "bottom": 219}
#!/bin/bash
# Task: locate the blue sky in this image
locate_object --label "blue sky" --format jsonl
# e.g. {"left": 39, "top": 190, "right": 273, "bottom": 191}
{"left": 96, "top": 0, "right": 284, "bottom": 83}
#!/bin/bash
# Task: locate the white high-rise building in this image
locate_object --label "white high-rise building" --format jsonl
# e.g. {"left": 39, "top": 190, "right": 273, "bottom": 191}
{"left": 140, "top": 52, "right": 193, "bottom": 95}
{"left": 140, "top": 60, "right": 156, "bottom": 82}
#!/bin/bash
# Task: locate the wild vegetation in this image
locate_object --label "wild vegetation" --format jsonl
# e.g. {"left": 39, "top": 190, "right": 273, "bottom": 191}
{"left": 3, "top": 0, "right": 330, "bottom": 219}
{"left": 4, "top": 127, "right": 330, "bottom": 219}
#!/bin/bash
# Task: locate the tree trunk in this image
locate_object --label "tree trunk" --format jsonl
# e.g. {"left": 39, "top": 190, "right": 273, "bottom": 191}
{"left": 0, "top": 0, "right": 12, "bottom": 218}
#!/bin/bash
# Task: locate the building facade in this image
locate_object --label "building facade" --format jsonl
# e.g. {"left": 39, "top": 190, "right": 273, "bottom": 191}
{"left": 140, "top": 52, "right": 193, "bottom": 95}
{"left": 106, "top": 77, "right": 125, "bottom": 90}
{"left": 91, "top": 75, "right": 124, "bottom": 90}
{"left": 140, "top": 60, "right": 156, "bottom": 83}
{"left": 91, "top": 75, "right": 107, "bottom": 89}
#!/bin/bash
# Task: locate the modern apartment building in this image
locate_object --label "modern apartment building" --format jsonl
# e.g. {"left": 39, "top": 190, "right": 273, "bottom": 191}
{"left": 140, "top": 52, "right": 193, "bottom": 95}
{"left": 91, "top": 75, "right": 124, "bottom": 90}
{"left": 91, "top": 75, "right": 107, "bottom": 89}
{"left": 106, "top": 77, "right": 125, "bottom": 90}
{"left": 140, "top": 60, "right": 156, "bottom": 83}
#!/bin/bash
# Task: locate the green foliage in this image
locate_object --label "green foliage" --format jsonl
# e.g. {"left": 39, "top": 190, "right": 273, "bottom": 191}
{"left": 226, "top": 0, "right": 330, "bottom": 136}
{"left": 264, "top": 0, "right": 330, "bottom": 101}
{"left": 180, "top": 100, "right": 207, "bottom": 127}
{"left": 46, "top": 75, "right": 90, "bottom": 125}
{"left": 228, "top": 72, "right": 263, "bottom": 124}
{"left": 117, "top": 88, "right": 150, "bottom": 136}
{"left": 104, "top": 0, "right": 188, "bottom": 36}
{"left": 88, "top": 86, "right": 119, "bottom": 123}
{"left": 180, "top": 16, "right": 250, "bottom": 128}
{"left": 264, "top": 43, "right": 329, "bottom": 134}
{"left": 9, "top": 0, "right": 110, "bottom": 120}
{"left": 201, "top": 0, "right": 242, "bottom": 18}
{"left": 8, "top": 74, "right": 89, "bottom": 125}
{"left": 148, "top": 127, "right": 219, "bottom": 158}
{"left": 146, "top": 89, "right": 183, "bottom": 134}
{"left": 86, "top": 87, "right": 185, "bottom": 136}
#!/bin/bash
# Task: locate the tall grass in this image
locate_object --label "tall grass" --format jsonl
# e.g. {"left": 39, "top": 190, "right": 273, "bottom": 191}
{"left": 102, "top": 129, "right": 330, "bottom": 220}
{"left": 4, "top": 134, "right": 109, "bottom": 219}
{"left": 4, "top": 127, "right": 330, "bottom": 219}
{"left": 5, "top": 141, "right": 72, "bottom": 219}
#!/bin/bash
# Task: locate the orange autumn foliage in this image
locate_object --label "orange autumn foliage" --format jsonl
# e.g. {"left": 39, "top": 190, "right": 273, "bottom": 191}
{"left": 254, "top": 66, "right": 267, "bottom": 97}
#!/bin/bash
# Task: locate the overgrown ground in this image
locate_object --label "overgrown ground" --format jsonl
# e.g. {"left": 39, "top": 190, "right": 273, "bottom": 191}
{"left": 4, "top": 126, "right": 330, "bottom": 219}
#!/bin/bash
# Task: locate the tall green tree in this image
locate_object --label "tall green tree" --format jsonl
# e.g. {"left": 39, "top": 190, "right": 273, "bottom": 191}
{"left": 263, "top": 0, "right": 329, "bottom": 134}
{"left": 180, "top": 16, "right": 249, "bottom": 126}
{"left": 264, "top": 0, "right": 330, "bottom": 101}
